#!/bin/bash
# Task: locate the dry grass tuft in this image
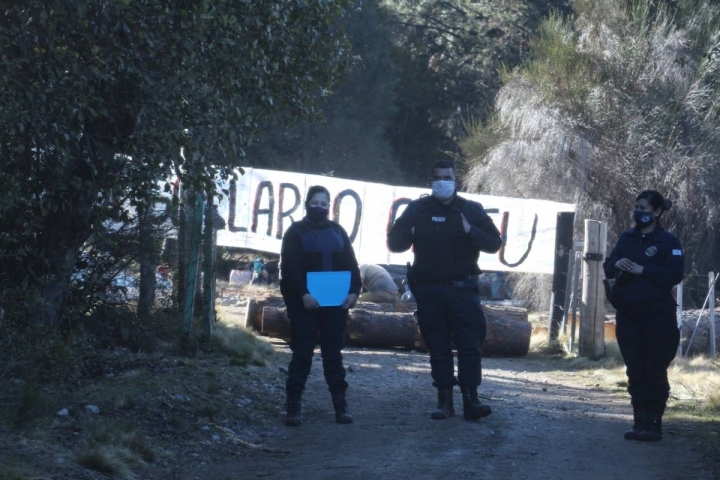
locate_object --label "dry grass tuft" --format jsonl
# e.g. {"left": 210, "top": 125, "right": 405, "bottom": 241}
{"left": 668, "top": 356, "right": 720, "bottom": 412}
{"left": 76, "top": 446, "right": 137, "bottom": 479}
{"left": 74, "top": 418, "right": 161, "bottom": 477}
{"left": 211, "top": 323, "right": 275, "bottom": 367}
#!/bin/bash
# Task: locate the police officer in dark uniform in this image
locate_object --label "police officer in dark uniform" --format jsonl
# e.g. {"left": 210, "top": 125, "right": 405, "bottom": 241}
{"left": 280, "top": 185, "right": 361, "bottom": 427}
{"left": 387, "top": 160, "right": 502, "bottom": 421}
{"left": 603, "top": 190, "right": 683, "bottom": 441}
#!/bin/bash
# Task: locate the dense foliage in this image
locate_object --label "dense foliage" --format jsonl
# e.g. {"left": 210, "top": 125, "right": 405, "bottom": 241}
{"left": 243, "top": 0, "right": 572, "bottom": 185}
{"left": 0, "top": 0, "right": 353, "bottom": 326}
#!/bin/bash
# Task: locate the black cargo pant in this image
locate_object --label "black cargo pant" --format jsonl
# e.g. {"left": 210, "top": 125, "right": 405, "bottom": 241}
{"left": 615, "top": 301, "right": 679, "bottom": 412}
{"left": 285, "top": 302, "right": 349, "bottom": 396}
{"left": 410, "top": 279, "right": 486, "bottom": 387}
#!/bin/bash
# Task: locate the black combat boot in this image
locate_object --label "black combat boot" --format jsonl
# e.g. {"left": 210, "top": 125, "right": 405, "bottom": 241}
{"left": 637, "top": 403, "right": 664, "bottom": 441}
{"left": 431, "top": 386, "right": 455, "bottom": 419}
{"left": 284, "top": 392, "right": 302, "bottom": 427}
{"left": 331, "top": 391, "right": 353, "bottom": 424}
{"left": 637, "top": 412, "right": 662, "bottom": 441}
{"left": 624, "top": 405, "right": 645, "bottom": 440}
{"left": 460, "top": 385, "right": 492, "bottom": 421}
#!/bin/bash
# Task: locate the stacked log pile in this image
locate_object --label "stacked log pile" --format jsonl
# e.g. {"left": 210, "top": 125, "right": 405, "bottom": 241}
{"left": 245, "top": 295, "right": 532, "bottom": 357}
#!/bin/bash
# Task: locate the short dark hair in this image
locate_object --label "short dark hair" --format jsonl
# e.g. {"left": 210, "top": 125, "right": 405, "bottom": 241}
{"left": 636, "top": 190, "right": 672, "bottom": 213}
{"left": 305, "top": 185, "right": 331, "bottom": 208}
{"left": 430, "top": 159, "right": 456, "bottom": 173}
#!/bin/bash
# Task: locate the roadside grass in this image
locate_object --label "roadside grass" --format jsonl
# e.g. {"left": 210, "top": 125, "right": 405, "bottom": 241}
{"left": 0, "top": 302, "right": 280, "bottom": 479}
{"left": 528, "top": 328, "right": 720, "bottom": 475}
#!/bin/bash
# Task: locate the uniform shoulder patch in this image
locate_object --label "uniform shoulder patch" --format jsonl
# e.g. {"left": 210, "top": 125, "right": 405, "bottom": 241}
{"left": 672, "top": 249, "right": 682, "bottom": 256}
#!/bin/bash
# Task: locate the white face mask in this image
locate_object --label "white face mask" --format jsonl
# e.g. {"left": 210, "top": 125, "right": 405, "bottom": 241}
{"left": 431, "top": 180, "right": 455, "bottom": 200}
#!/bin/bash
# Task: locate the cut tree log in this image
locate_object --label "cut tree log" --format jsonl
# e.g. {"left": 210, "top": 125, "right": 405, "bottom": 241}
{"left": 244, "top": 296, "right": 287, "bottom": 331}
{"left": 482, "top": 305, "right": 533, "bottom": 357}
{"left": 261, "top": 304, "right": 531, "bottom": 357}
{"left": 245, "top": 297, "right": 410, "bottom": 332}
{"left": 347, "top": 309, "right": 424, "bottom": 350}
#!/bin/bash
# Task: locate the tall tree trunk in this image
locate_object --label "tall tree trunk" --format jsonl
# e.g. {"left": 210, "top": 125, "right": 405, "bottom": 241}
{"left": 38, "top": 200, "right": 93, "bottom": 327}
{"left": 137, "top": 205, "right": 158, "bottom": 321}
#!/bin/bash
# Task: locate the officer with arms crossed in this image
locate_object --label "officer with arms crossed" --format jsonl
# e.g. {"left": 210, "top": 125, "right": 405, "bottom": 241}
{"left": 387, "top": 160, "right": 502, "bottom": 421}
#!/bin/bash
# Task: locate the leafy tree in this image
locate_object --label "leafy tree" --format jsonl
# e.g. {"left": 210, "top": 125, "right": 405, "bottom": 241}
{"left": 0, "top": 0, "right": 353, "bottom": 326}
{"left": 463, "top": 0, "right": 720, "bottom": 303}
{"left": 246, "top": 0, "right": 401, "bottom": 183}
{"left": 384, "top": 0, "right": 573, "bottom": 185}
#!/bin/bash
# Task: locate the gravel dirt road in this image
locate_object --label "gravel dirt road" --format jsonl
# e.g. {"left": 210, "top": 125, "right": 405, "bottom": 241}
{"left": 197, "top": 344, "right": 714, "bottom": 480}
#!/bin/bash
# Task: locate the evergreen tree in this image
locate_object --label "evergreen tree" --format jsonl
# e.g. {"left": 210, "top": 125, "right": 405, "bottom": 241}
{"left": 385, "top": 0, "right": 572, "bottom": 185}
{"left": 464, "top": 0, "right": 720, "bottom": 300}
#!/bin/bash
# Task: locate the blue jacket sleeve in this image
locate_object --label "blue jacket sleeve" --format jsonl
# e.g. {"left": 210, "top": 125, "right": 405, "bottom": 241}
{"left": 280, "top": 225, "right": 309, "bottom": 299}
{"left": 603, "top": 242, "right": 621, "bottom": 279}
{"left": 641, "top": 236, "right": 684, "bottom": 287}
{"left": 466, "top": 202, "right": 503, "bottom": 253}
{"left": 387, "top": 202, "right": 418, "bottom": 253}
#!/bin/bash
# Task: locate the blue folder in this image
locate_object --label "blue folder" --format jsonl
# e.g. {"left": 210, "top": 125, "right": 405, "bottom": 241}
{"left": 307, "top": 271, "right": 351, "bottom": 307}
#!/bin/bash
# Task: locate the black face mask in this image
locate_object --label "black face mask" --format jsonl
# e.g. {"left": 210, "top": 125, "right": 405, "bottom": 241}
{"left": 306, "top": 206, "right": 329, "bottom": 223}
{"left": 633, "top": 210, "right": 654, "bottom": 228}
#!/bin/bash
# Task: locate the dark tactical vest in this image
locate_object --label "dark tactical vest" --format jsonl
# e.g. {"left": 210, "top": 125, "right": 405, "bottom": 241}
{"left": 410, "top": 196, "right": 481, "bottom": 281}
{"left": 296, "top": 219, "right": 346, "bottom": 273}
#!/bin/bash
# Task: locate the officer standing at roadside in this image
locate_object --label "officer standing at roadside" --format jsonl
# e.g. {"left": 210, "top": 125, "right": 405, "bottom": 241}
{"left": 603, "top": 190, "right": 683, "bottom": 442}
{"left": 387, "top": 160, "right": 502, "bottom": 421}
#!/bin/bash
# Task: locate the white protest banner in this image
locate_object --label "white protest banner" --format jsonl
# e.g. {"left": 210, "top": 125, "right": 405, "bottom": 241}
{"left": 216, "top": 168, "right": 576, "bottom": 274}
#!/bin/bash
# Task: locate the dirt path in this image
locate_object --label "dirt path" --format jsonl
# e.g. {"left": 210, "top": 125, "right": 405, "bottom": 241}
{"left": 198, "top": 345, "right": 714, "bottom": 480}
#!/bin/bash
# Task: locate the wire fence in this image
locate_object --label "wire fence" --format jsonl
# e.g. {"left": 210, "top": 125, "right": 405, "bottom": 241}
{"left": 560, "top": 250, "right": 719, "bottom": 359}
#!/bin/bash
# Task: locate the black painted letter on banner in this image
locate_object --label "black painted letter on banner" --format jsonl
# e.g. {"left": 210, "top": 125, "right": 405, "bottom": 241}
{"left": 227, "top": 179, "right": 247, "bottom": 233}
{"left": 277, "top": 183, "right": 301, "bottom": 239}
{"left": 252, "top": 181, "right": 274, "bottom": 236}
{"left": 332, "top": 189, "right": 362, "bottom": 242}
{"left": 498, "top": 211, "right": 538, "bottom": 267}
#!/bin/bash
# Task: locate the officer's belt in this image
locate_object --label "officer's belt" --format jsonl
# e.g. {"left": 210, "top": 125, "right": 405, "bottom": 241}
{"left": 412, "top": 275, "right": 479, "bottom": 287}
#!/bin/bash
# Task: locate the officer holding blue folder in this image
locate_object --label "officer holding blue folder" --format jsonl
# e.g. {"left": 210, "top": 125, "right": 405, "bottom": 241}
{"left": 279, "top": 185, "right": 361, "bottom": 427}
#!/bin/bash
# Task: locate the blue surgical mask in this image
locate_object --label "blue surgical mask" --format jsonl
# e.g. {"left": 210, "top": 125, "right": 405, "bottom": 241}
{"left": 431, "top": 180, "right": 455, "bottom": 201}
{"left": 633, "top": 210, "right": 654, "bottom": 228}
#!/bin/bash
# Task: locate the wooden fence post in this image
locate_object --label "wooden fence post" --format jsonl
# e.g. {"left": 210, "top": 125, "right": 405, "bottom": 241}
{"left": 579, "top": 220, "right": 607, "bottom": 359}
